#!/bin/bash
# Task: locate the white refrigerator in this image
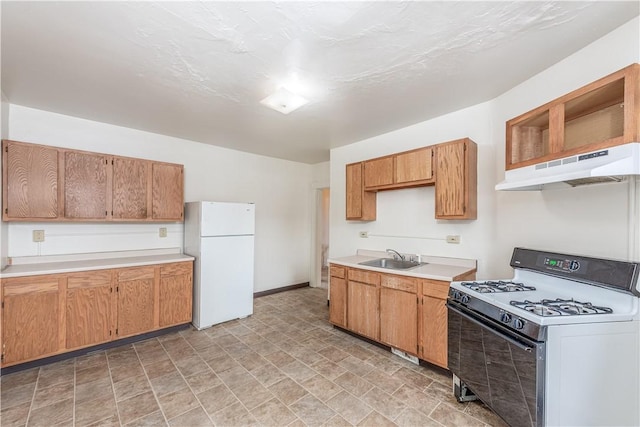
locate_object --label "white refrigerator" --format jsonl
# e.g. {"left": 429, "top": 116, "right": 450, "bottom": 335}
{"left": 184, "top": 201, "right": 255, "bottom": 330}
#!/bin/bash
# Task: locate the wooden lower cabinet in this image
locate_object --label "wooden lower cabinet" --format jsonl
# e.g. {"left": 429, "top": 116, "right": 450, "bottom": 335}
{"left": 66, "top": 270, "right": 114, "bottom": 350}
{"left": 159, "top": 262, "right": 193, "bottom": 327}
{"left": 380, "top": 287, "right": 418, "bottom": 356}
{"left": 329, "top": 265, "right": 347, "bottom": 327}
{"left": 1, "top": 260, "right": 193, "bottom": 367}
{"left": 1, "top": 275, "right": 64, "bottom": 365}
{"left": 116, "top": 266, "right": 156, "bottom": 338}
{"left": 347, "top": 268, "right": 381, "bottom": 341}
{"left": 329, "top": 265, "right": 475, "bottom": 370}
{"left": 419, "top": 279, "right": 453, "bottom": 369}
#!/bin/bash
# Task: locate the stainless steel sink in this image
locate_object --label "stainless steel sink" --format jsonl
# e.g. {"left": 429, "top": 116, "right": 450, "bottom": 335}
{"left": 358, "top": 258, "right": 425, "bottom": 270}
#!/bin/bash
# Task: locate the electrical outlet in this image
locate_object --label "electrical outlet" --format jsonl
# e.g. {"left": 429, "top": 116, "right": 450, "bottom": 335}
{"left": 359, "top": 231, "right": 369, "bottom": 238}
{"left": 446, "top": 235, "right": 460, "bottom": 244}
{"left": 32, "top": 230, "right": 45, "bottom": 242}
{"left": 159, "top": 227, "right": 167, "bottom": 238}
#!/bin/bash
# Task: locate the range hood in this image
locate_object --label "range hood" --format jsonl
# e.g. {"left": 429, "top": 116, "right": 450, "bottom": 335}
{"left": 496, "top": 142, "right": 640, "bottom": 191}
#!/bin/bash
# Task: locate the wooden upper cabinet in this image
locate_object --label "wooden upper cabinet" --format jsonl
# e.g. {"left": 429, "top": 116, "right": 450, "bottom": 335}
{"left": 64, "top": 151, "right": 109, "bottom": 219}
{"left": 364, "top": 147, "right": 434, "bottom": 191}
{"left": 435, "top": 138, "right": 477, "bottom": 220}
{"left": 364, "top": 157, "right": 394, "bottom": 188}
{"left": 2, "top": 140, "right": 185, "bottom": 222}
{"left": 152, "top": 163, "right": 184, "bottom": 221}
{"left": 3, "top": 140, "right": 59, "bottom": 220}
{"left": 507, "top": 63, "right": 640, "bottom": 170}
{"left": 346, "top": 162, "right": 376, "bottom": 221}
{"left": 395, "top": 147, "right": 433, "bottom": 184}
{"left": 65, "top": 270, "right": 114, "bottom": 350}
{"left": 112, "top": 157, "right": 149, "bottom": 220}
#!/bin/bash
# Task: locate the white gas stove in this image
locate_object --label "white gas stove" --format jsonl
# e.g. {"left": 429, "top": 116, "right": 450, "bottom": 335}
{"left": 447, "top": 248, "right": 640, "bottom": 427}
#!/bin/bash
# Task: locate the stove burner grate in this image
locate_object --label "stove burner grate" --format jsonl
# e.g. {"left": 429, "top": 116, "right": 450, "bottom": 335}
{"left": 461, "top": 280, "right": 536, "bottom": 293}
{"left": 510, "top": 298, "right": 613, "bottom": 316}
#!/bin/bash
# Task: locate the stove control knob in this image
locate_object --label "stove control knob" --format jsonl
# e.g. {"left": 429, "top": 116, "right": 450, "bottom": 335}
{"left": 500, "top": 313, "right": 512, "bottom": 324}
{"left": 451, "top": 290, "right": 460, "bottom": 300}
{"left": 460, "top": 294, "right": 470, "bottom": 304}
{"left": 514, "top": 318, "right": 525, "bottom": 330}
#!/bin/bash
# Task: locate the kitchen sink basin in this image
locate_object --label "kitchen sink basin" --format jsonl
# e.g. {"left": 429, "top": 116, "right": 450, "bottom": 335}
{"left": 358, "top": 258, "right": 426, "bottom": 270}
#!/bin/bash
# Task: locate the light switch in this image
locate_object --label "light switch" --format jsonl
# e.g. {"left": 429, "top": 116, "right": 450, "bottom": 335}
{"left": 159, "top": 227, "right": 168, "bottom": 238}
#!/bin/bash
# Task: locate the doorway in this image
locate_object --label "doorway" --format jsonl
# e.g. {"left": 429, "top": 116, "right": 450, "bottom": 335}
{"left": 316, "top": 188, "right": 330, "bottom": 288}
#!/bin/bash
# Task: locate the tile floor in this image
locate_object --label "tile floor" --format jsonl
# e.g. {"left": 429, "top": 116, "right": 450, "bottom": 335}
{"left": 0, "top": 287, "right": 508, "bottom": 427}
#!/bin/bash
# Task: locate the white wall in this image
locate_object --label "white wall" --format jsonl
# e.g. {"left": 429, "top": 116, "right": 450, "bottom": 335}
{"left": 7, "top": 105, "right": 313, "bottom": 292}
{"left": 329, "top": 16, "right": 640, "bottom": 279}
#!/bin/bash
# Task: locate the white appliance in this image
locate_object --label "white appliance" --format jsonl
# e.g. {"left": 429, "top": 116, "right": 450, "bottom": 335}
{"left": 495, "top": 142, "right": 640, "bottom": 191}
{"left": 448, "top": 248, "right": 640, "bottom": 427}
{"left": 184, "top": 201, "right": 255, "bottom": 330}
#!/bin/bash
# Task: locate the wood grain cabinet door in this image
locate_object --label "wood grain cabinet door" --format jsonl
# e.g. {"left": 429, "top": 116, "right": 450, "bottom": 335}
{"left": 346, "top": 162, "right": 376, "bottom": 221}
{"left": 64, "top": 151, "right": 108, "bottom": 219}
{"left": 420, "top": 295, "right": 448, "bottom": 368}
{"left": 364, "top": 157, "right": 393, "bottom": 188}
{"left": 380, "top": 287, "right": 418, "bottom": 355}
{"left": 66, "top": 270, "right": 114, "bottom": 350}
{"left": 329, "top": 276, "right": 347, "bottom": 328}
{"left": 158, "top": 262, "right": 193, "bottom": 327}
{"left": 347, "top": 281, "right": 380, "bottom": 341}
{"left": 3, "top": 140, "right": 59, "bottom": 220}
{"left": 152, "top": 163, "right": 184, "bottom": 221}
{"left": 395, "top": 147, "right": 433, "bottom": 184}
{"left": 112, "top": 157, "right": 149, "bottom": 220}
{"left": 2, "top": 276, "right": 62, "bottom": 365}
{"left": 435, "top": 139, "right": 477, "bottom": 220}
{"left": 116, "top": 267, "right": 155, "bottom": 338}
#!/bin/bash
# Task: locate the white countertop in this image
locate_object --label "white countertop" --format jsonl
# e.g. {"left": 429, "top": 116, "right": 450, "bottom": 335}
{"left": 329, "top": 250, "right": 476, "bottom": 282}
{"left": 0, "top": 248, "right": 194, "bottom": 278}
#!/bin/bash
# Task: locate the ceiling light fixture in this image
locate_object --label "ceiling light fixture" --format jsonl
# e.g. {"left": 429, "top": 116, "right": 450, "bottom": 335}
{"left": 260, "top": 86, "right": 309, "bottom": 115}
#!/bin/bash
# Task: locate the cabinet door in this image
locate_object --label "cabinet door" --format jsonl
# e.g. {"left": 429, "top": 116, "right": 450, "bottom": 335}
{"left": 2, "top": 276, "right": 62, "bottom": 365}
{"left": 380, "top": 287, "right": 417, "bottom": 355}
{"left": 112, "top": 157, "right": 149, "bottom": 220}
{"left": 116, "top": 267, "right": 155, "bottom": 337}
{"left": 152, "top": 163, "right": 184, "bottom": 221}
{"left": 329, "top": 276, "right": 347, "bottom": 328}
{"left": 364, "top": 157, "right": 393, "bottom": 188}
{"left": 420, "top": 296, "right": 448, "bottom": 368}
{"left": 159, "top": 263, "right": 192, "bottom": 327}
{"left": 435, "top": 139, "right": 476, "bottom": 219}
{"left": 64, "top": 151, "right": 108, "bottom": 219}
{"left": 347, "top": 281, "right": 379, "bottom": 341}
{"left": 395, "top": 147, "right": 433, "bottom": 184}
{"left": 66, "top": 270, "right": 114, "bottom": 350}
{"left": 3, "top": 141, "right": 59, "bottom": 220}
{"left": 346, "top": 162, "right": 376, "bottom": 221}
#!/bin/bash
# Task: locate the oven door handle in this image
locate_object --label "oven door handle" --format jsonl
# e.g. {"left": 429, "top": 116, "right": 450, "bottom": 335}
{"left": 447, "top": 302, "right": 538, "bottom": 353}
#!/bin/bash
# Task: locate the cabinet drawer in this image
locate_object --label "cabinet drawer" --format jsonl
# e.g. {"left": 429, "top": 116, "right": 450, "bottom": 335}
{"left": 422, "top": 279, "right": 450, "bottom": 299}
{"left": 348, "top": 268, "right": 380, "bottom": 286}
{"left": 381, "top": 274, "right": 418, "bottom": 293}
{"left": 67, "top": 270, "right": 112, "bottom": 289}
{"left": 117, "top": 266, "right": 155, "bottom": 282}
{"left": 2, "top": 276, "right": 61, "bottom": 295}
{"left": 329, "top": 265, "right": 346, "bottom": 279}
{"left": 160, "top": 262, "right": 192, "bottom": 277}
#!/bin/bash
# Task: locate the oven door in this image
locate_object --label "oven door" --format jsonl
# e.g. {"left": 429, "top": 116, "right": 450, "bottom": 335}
{"left": 447, "top": 302, "right": 546, "bottom": 427}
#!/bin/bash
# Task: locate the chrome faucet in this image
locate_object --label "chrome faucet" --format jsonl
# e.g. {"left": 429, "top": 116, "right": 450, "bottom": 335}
{"left": 386, "top": 249, "right": 405, "bottom": 261}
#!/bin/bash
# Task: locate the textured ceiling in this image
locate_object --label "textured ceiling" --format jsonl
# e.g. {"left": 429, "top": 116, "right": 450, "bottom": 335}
{"left": 2, "top": 1, "right": 639, "bottom": 163}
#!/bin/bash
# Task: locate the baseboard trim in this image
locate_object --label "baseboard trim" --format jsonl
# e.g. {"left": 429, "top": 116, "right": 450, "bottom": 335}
{"left": 254, "top": 282, "right": 309, "bottom": 298}
{"left": 1, "top": 323, "right": 190, "bottom": 376}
